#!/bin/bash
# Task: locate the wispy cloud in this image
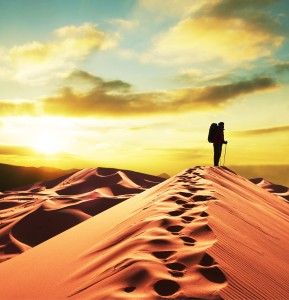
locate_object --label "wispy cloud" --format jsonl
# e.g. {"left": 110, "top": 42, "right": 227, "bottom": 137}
{"left": 1, "top": 23, "right": 118, "bottom": 84}
{"left": 183, "top": 76, "right": 277, "bottom": 107}
{"left": 232, "top": 125, "right": 289, "bottom": 136}
{"left": 174, "top": 69, "right": 232, "bottom": 86}
{"left": 274, "top": 62, "right": 289, "bottom": 74}
{"left": 65, "top": 70, "right": 132, "bottom": 93}
{"left": 0, "top": 144, "right": 36, "bottom": 156}
{"left": 108, "top": 18, "right": 139, "bottom": 30}
{"left": 0, "top": 100, "right": 38, "bottom": 116}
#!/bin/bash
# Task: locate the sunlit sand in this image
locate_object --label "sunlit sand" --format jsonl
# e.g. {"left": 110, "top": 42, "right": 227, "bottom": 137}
{"left": 0, "top": 166, "right": 288, "bottom": 299}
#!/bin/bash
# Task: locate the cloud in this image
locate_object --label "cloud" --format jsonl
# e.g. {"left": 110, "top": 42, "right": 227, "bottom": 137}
{"left": 175, "top": 69, "right": 232, "bottom": 86}
{"left": 41, "top": 73, "right": 277, "bottom": 117}
{"left": 0, "top": 144, "right": 36, "bottom": 156}
{"left": 134, "top": 0, "right": 284, "bottom": 66}
{"left": 274, "top": 62, "right": 289, "bottom": 74}
{"left": 2, "top": 23, "right": 118, "bottom": 84}
{"left": 66, "top": 70, "right": 132, "bottom": 93}
{"left": 232, "top": 125, "right": 289, "bottom": 137}
{"left": 198, "top": 0, "right": 283, "bottom": 35}
{"left": 0, "top": 144, "right": 78, "bottom": 162}
{"left": 0, "top": 100, "right": 38, "bottom": 116}
{"left": 181, "top": 76, "right": 277, "bottom": 107}
{"left": 145, "top": 16, "right": 283, "bottom": 66}
{"left": 0, "top": 70, "right": 277, "bottom": 117}
{"left": 108, "top": 19, "right": 139, "bottom": 29}
{"left": 42, "top": 87, "right": 163, "bottom": 117}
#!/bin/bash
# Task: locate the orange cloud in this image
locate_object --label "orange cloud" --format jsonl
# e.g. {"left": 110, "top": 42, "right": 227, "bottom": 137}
{"left": 232, "top": 125, "right": 289, "bottom": 137}
{"left": 0, "top": 144, "right": 36, "bottom": 156}
{"left": 0, "top": 100, "right": 37, "bottom": 116}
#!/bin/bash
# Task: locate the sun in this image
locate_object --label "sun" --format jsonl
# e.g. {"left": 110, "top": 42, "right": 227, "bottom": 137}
{"left": 34, "top": 132, "right": 62, "bottom": 155}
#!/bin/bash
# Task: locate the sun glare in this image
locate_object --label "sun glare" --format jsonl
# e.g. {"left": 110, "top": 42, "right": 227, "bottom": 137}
{"left": 34, "top": 132, "right": 62, "bottom": 155}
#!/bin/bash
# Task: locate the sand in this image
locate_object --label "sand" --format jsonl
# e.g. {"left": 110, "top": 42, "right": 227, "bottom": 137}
{"left": 0, "top": 166, "right": 288, "bottom": 299}
{"left": 0, "top": 167, "right": 164, "bottom": 262}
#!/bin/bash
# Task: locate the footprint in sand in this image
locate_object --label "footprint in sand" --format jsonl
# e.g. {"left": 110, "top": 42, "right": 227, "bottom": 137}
{"left": 123, "top": 286, "right": 136, "bottom": 293}
{"left": 199, "top": 266, "right": 226, "bottom": 284}
{"left": 200, "top": 211, "right": 209, "bottom": 217}
{"left": 180, "top": 236, "right": 196, "bottom": 246}
{"left": 199, "top": 253, "right": 216, "bottom": 266}
{"left": 198, "top": 253, "right": 227, "bottom": 284}
{"left": 166, "top": 225, "right": 184, "bottom": 235}
{"left": 152, "top": 251, "right": 176, "bottom": 260}
{"left": 187, "top": 187, "right": 199, "bottom": 192}
{"left": 168, "top": 210, "right": 185, "bottom": 216}
{"left": 175, "top": 199, "right": 187, "bottom": 205}
{"left": 192, "top": 195, "right": 211, "bottom": 202}
{"left": 167, "top": 196, "right": 182, "bottom": 201}
{"left": 182, "top": 203, "right": 195, "bottom": 209}
{"left": 178, "top": 192, "right": 193, "bottom": 198}
{"left": 181, "top": 216, "right": 195, "bottom": 224}
{"left": 166, "top": 262, "right": 186, "bottom": 277}
{"left": 153, "top": 279, "right": 180, "bottom": 297}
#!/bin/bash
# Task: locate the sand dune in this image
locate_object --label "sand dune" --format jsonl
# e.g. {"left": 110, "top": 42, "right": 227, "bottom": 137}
{"left": 0, "top": 167, "right": 164, "bottom": 262}
{"left": 0, "top": 166, "right": 288, "bottom": 299}
{"left": 251, "top": 177, "right": 289, "bottom": 202}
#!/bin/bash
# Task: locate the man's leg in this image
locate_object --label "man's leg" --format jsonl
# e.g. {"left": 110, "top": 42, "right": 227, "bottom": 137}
{"left": 214, "top": 143, "right": 222, "bottom": 166}
{"left": 217, "top": 144, "right": 223, "bottom": 166}
{"left": 213, "top": 144, "right": 219, "bottom": 166}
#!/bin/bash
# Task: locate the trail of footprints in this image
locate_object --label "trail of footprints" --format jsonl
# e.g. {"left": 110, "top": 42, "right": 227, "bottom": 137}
{"left": 124, "top": 168, "right": 227, "bottom": 298}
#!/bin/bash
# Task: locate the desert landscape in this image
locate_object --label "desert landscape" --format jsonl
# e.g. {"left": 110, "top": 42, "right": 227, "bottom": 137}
{"left": 1, "top": 1, "right": 289, "bottom": 298}
{"left": 0, "top": 166, "right": 288, "bottom": 299}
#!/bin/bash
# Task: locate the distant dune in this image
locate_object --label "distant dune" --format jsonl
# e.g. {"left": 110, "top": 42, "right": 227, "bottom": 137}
{"left": 230, "top": 164, "right": 289, "bottom": 187}
{"left": 0, "top": 163, "right": 78, "bottom": 192}
{"left": 0, "top": 167, "right": 165, "bottom": 262}
{"left": 0, "top": 166, "right": 288, "bottom": 299}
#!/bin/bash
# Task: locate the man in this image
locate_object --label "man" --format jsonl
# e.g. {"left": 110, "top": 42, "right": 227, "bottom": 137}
{"left": 213, "top": 122, "right": 228, "bottom": 166}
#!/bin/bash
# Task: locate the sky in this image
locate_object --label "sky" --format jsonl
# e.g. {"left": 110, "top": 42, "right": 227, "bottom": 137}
{"left": 0, "top": 0, "right": 288, "bottom": 177}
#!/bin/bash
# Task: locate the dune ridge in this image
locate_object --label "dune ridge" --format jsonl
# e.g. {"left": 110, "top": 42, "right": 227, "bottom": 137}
{"left": 0, "top": 167, "right": 164, "bottom": 262}
{"left": 0, "top": 166, "right": 288, "bottom": 299}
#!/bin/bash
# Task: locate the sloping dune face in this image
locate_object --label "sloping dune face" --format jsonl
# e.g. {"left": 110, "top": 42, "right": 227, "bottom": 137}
{"left": 0, "top": 167, "right": 164, "bottom": 262}
{"left": 250, "top": 177, "right": 289, "bottom": 202}
{"left": 0, "top": 167, "right": 288, "bottom": 299}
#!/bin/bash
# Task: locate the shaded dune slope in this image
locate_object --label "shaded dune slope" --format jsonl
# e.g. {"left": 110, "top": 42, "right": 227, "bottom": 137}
{"left": 0, "top": 166, "right": 288, "bottom": 299}
{"left": 250, "top": 177, "right": 289, "bottom": 202}
{"left": 0, "top": 167, "right": 164, "bottom": 262}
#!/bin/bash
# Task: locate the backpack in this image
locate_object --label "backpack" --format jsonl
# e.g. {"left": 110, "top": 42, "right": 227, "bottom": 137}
{"left": 208, "top": 123, "right": 218, "bottom": 143}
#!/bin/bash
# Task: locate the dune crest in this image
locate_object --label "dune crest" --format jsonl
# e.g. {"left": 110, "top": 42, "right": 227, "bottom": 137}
{"left": 0, "top": 166, "right": 288, "bottom": 299}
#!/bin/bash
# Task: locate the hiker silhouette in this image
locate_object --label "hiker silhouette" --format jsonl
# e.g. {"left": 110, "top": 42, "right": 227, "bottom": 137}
{"left": 213, "top": 122, "right": 228, "bottom": 166}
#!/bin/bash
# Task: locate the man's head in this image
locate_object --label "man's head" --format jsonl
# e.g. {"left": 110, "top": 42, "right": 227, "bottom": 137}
{"left": 218, "top": 122, "right": 224, "bottom": 129}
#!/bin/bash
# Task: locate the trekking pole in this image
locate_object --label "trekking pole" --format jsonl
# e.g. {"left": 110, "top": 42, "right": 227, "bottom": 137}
{"left": 223, "top": 143, "right": 227, "bottom": 166}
